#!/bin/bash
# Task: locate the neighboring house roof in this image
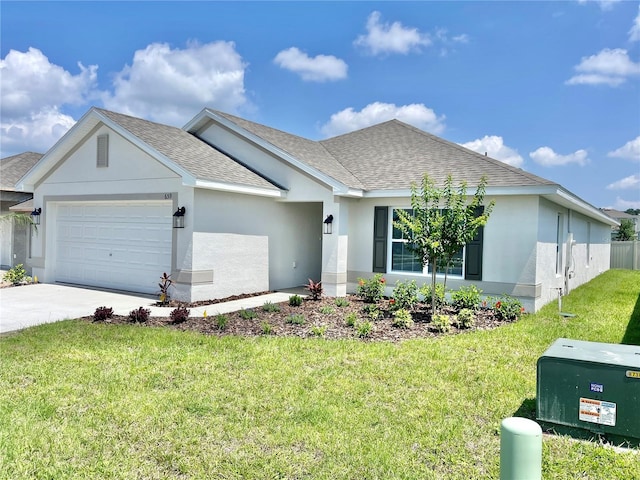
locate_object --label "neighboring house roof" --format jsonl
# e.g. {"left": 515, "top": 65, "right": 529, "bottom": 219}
{"left": 600, "top": 208, "right": 639, "bottom": 221}
{"left": 1, "top": 152, "right": 43, "bottom": 191}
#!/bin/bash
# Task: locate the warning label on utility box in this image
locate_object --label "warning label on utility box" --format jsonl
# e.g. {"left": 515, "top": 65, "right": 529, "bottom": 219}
{"left": 579, "top": 398, "right": 616, "bottom": 426}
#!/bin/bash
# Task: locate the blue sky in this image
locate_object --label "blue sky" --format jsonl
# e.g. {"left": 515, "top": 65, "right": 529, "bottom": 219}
{"left": 1, "top": 1, "right": 639, "bottom": 210}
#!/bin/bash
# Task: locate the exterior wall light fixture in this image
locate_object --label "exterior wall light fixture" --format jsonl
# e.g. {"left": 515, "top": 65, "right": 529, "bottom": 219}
{"left": 30, "top": 207, "right": 42, "bottom": 225}
{"left": 323, "top": 214, "right": 333, "bottom": 234}
{"left": 173, "top": 206, "right": 186, "bottom": 228}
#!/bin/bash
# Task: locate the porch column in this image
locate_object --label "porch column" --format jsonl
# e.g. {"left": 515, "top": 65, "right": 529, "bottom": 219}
{"left": 321, "top": 199, "right": 348, "bottom": 297}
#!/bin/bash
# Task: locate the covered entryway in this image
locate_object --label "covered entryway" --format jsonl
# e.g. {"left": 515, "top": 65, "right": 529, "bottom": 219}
{"left": 55, "top": 201, "right": 172, "bottom": 294}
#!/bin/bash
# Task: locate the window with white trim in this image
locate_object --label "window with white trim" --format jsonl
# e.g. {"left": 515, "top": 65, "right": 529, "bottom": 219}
{"left": 390, "top": 208, "right": 464, "bottom": 277}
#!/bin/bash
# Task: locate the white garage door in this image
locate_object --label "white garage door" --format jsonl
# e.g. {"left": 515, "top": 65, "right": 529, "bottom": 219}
{"left": 56, "top": 201, "right": 172, "bottom": 294}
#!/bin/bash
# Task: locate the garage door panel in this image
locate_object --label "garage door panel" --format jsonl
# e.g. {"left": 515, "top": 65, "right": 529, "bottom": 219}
{"left": 55, "top": 201, "right": 172, "bottom": 294}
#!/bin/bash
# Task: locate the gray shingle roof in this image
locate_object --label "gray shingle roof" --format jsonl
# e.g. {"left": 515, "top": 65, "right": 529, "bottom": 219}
{"left": 209, "top": 113, "right": 555, "bottom": 191}
{"left": 1, "top": 152, "right": 43, "bottom": 190}
{"left": 95, "top": 108, "right": 280, "bottom": 191}
{"left": 210, "top": 110, "right": 365, "bottom": 189}
{"left": 320, "top": 120, "right": 556, "bottom": 190}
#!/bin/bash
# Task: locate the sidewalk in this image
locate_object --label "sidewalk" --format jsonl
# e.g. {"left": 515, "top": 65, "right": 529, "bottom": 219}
{"left": 0, "top": 282, "right": 301, "bottom": 334}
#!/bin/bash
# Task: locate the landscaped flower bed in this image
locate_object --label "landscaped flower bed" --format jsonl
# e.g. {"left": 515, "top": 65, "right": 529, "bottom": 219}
{"left": 89, "top": 277, "right": 525, "bottom": 342}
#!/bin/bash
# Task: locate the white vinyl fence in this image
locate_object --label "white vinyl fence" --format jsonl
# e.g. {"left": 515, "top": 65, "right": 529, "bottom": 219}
{"left": 611, "top": 241, "right": 640, "bottom": 270}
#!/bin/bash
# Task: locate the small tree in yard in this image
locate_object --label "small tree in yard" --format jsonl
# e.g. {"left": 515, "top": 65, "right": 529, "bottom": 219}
{"left": 615, "top": 219, "right": 636, "bottom": 241}
{"left": 394, "top": 174, "right": 494, "bottom": 315}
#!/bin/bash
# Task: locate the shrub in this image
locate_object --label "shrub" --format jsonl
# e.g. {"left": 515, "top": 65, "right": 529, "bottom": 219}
{"left": 345, "top": 312, "right": 358, "bottom": 327}
{"left": 310, "top": 325, "right": 328, "bottom": 337}
{"left": 170, "top": 305, "right": 189, "bottom": 324}
{"left": 457, "top": 308, "right": 476, "bottom": 329}
{"left": 261, "top": 321, "right": 273, "bottom": 335}
{"left": 392, "top": 280, "right": 419, "bottom": 311}
{"left": 319, "top": 306, "right": 335, "bottom": 315}
{"left": 431, "top": 314, "right": 451, "bottom": 333}
{"left": 392, "top": 308, "right": 413, "bottom": 328}
{"left": 356, "top": 274, "right": 386, "bottom": 303}
{"left": 494, "top": 295, "right": 525, "bottom": 321}
{"left": 158, "top": 272, "right": 173, "bottom": 304}
{"left": 289, "top": 294, "right": 303, "bottom": 307}
{"left": 215, "top": 314, "right": 229, "bottom": 330}
{"left": 239, "top": 308, "right": 257, "bottom": 320}
{"left": 451, "top": 285, "right": 482, "bottom": 311}
{"left": 93, "top": 306, "right": 113, "bottom": 322}
{"left": 262, "top": 301, "right": 281, "bottom": 313}
{"left": 128, "top": 307, "right": 150, "bottom": 323}
{"left": 335, "top": 297, "right": 350, "bottom": 308}
{"left": 356, "top": 321, "right": 373, "bottom": 338}
{"left": 305, "top": 279, "right": 323, "bottom": 300}
{"left": 363, "top": 304, "right": 382, "bottom": 321}
{"left": 420, "top": 283, "right": 446, "bottom": 308}
{"left": 287, "top": 313, "right": 306, "bottom": 325}
{"left": 3, "top": 264, "right": 28, "bottom": 285}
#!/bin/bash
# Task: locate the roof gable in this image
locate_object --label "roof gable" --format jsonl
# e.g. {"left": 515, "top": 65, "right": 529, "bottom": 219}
{"left": 95, "top": 109, "right": 281, "bottom": 192}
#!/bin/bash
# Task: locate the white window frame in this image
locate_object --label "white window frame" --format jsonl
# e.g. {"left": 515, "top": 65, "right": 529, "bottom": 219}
{"left": 388, "top": 207, "right": 465, "bottom": 278}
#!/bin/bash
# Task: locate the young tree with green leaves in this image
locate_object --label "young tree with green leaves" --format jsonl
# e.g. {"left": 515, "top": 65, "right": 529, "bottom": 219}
{"left": 394, "top": 174, "right": 494, "bottom": 315}
{"left": 615, "top": 219, "right": 637, "bottom": 241}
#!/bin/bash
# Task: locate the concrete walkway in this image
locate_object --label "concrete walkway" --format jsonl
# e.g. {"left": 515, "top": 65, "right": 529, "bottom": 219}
{"left": 0, "top": 283, "right": 296, "bottom": 334}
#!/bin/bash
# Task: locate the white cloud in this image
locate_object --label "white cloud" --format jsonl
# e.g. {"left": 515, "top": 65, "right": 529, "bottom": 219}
{"left": 630, "top": 6, "right": 640, "bottom": 42}
{"left": 1, "top": 107, "right": 76, "bottom": 156}
{"left": 529, "top": 146, "right": 590, "bottom": 167}
{"left": 354, "top": 11, "right": 430, "bottom": 55}
{"left": 274, "top": 47, "right": 347, "bottom": 82}
{"left": 320, "top": 102, "right": 445, "bottom": 137}
{"left": 566, "top": 48, "right": 640, "bottom": 86}
{"left": 0, "top": 47, "right": 97, "bottom": 156}
{"left": 614, "top": 196, "right": 640, "bottom": 210}
{"left": 460, "top": 136, "right": 524, "bottom": 167}
{"left": 103, "top": 41, "right": 248, "bottom": 126}
{"left": 608, "top": 136, "right": 640, "bottom": 161}
{"left": 577, "top": 0, "right": 622, "bottom": 12}
{"left": 606, "top": 174, "right": 640, "bottom": 190}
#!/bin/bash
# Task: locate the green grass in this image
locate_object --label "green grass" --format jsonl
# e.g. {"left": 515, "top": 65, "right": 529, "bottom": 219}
{"left": 1, "top": 270, "right": 639, "bottom": 479}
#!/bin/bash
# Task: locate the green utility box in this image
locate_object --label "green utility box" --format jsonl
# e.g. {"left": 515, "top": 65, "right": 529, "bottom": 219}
{"left": 537, "top": 338, "right": 640, "bottom": 446}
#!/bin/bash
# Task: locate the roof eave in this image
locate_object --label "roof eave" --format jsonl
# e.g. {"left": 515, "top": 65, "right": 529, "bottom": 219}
{"left": 363, "top": 185, "right": 619, "bottom": 226}
{"left": 195, "top": 179, "right": 286, "bottom": 198}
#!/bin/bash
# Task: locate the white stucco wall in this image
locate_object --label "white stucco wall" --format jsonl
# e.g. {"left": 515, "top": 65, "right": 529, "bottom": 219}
{"left": 535, "top": 198, "right": 610, "bottom": 310}
{"left": 188, "top": 188, "right": 323, "bottom": 301}
{"left": 345, "top": 194, "right": 613, "bottom": 312}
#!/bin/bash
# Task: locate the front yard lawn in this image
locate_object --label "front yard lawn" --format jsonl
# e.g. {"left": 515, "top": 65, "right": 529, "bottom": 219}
{"left": 1, "top": 270, "right": 639, "bottom": 479}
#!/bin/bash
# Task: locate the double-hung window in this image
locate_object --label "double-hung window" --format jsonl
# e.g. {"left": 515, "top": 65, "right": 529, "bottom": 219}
{"left": 390, "top": 208, "right": 464, "bottom": 277}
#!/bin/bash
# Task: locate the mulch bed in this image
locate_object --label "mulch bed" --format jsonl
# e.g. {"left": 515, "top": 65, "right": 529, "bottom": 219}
{"left": 88, "top": 295, "right": 514, "bottom": 342}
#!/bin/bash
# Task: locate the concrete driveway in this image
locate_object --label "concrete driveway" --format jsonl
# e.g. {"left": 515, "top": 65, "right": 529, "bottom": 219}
{"left": 0, "top": 283, "right": 159, "bottom": 334}
{"left": 0, "top": 283, "right": 296, "bottom": 334}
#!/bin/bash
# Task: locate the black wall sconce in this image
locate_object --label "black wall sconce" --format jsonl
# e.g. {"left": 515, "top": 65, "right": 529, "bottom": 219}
{"left": 323, "top": 214, "right": 333, "bottom": 234}
{"left": 173, "top": 206, "right": 186, "bottom": 228}
{"left": 30, "top": 207, "right": 42, "bottom": 225}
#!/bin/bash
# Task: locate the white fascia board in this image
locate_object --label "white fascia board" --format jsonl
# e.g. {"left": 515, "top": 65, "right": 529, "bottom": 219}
{"left": 195, "top": 179, "right": 286, "bottom": 198}
{"left": 193, "top": 109, "right": 350, "bottom": 193}
{"left": 550, "top": 187, "right": 619, "bottom": 227}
